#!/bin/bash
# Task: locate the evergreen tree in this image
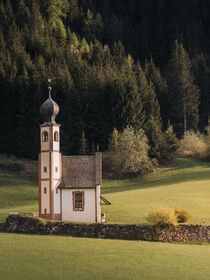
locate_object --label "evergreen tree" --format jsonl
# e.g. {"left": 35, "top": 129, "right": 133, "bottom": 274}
{"left": 82, "top": 9, "right": 104, "bottom": 41}
{"left": 46, "top": 0, "right": 67, "bottom": 43}
{"left": 144, "top": 57, "right": 168, "bottom": 129}
{"left": 135, "top": 63, "right": 162, "bottom": 159}
{"left": 79, "top": 130, "right": 89, "bottom": 155}
{"left": 166, "top": 41, "right": 199, "bottom": 135}
{"left": 192, "top": 53, "right": 210, "bottom": 130}
{"left": 112, "top": 41, "right": 125, "bottom": 68}
{"left": 0, "top": 0, "right": 210, "bottom": 160}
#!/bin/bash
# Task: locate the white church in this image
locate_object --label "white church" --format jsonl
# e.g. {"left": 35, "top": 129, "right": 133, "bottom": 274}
{"left": 39, "top": 82, "right": 102, "bottom": 223}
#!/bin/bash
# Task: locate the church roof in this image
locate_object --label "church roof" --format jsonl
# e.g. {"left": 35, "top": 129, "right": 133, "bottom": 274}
{"left": 60, "top": 153, "right": 102, "bottom": 189}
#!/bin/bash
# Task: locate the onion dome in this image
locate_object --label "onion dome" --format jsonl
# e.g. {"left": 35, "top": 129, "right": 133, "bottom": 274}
{"left": 40, "top": 79, "right": 59, "bottom": 124}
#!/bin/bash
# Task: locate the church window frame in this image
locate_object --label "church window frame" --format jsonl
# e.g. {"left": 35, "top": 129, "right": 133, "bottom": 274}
{"left": 42, "top": 131, "right": 48, "bottom": 142}
{"left": 73, "top": 191, "right": 85, "bottom": 211}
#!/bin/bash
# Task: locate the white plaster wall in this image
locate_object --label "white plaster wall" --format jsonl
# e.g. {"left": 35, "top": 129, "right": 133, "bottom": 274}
{"left": 62, "top": 189, "right": 96, "bottom": 223}
{"left": 41, "top": 181, "right": 50, "bottom": 214}
{"left": 54, "top": 182, "right": 61, "bottom": 214}
{"left": 96, "top": 185, "right": 101, "bottom": 223}
{"left": 52, "top": 152, "right": 60, "bottom": 179}
{"left": 41, "top": 153, "right": 49, "bottom": 179}
{"left": 52, "top": 152, "right": 61, "bottom": 214}
{"left": 40, "top": 127, "right": 50, "bottom": 151}
{"left": 53, "top": 126, "right": 60, "bottom": 151}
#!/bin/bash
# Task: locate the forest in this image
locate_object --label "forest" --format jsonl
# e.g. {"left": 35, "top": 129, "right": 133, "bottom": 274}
{"left": 0, "top": 0, "right": 209, "bottom": 160}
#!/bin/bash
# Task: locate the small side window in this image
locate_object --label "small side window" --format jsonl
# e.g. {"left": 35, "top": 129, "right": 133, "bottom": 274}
{"left": 44, "top": 187, "right": 47, "bottom": 194}
{"left": 43, "top": 167, "right": 47, "bottom": 173}
{"left": 73, "top": 191, "right": 84, "bottom": 211}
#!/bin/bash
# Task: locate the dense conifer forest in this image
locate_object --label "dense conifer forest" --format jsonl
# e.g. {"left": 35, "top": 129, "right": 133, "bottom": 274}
{"left": 0, "top": 0, "right": 209, "bottom": 159}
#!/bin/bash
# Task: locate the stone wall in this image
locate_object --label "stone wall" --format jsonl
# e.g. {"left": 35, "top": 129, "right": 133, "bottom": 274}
{"left": 5, "top": 214, "right": 210, "bottom": 242}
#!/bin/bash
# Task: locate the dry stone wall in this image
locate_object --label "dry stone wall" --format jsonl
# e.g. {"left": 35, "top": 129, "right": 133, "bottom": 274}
{"left": 5, "top": 214, "right": 210, "bottom": 242}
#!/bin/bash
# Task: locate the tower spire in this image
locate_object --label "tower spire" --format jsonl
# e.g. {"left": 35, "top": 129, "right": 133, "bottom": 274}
{"left": 47, "top": 78, "right": 52, "bottom": 99}
{"left": 40, "top": 78, "right": 59, "bottom": 124}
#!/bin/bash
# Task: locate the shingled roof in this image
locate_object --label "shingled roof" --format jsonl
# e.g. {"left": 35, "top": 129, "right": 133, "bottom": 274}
{"left": 60, "top": 153, "right": 102, "bottom": 189}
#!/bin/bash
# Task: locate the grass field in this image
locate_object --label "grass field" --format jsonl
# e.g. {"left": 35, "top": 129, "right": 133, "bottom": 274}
{"left": 1, "top": 157, "right": 210, "bottom": 279}
{"left": 1, "top": 233, "right": 210, "bottom": 280}
{"left": 103, "top": 158, "right": 210, "bottom": 224}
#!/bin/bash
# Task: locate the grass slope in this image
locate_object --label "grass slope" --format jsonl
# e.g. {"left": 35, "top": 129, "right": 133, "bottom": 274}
{"left": 1, "top": 158, "right": 210, "bottom": 280}
{"left": 1, "top": 158, "right": 210, "bottom": 224}
{"left": 102, "top": 158, "right": 210, "bottom": 224}
{"left": 0, "top": 171, "right": 37, "bottom": 223}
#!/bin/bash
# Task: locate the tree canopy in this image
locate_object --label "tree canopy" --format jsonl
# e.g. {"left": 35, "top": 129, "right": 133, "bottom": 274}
{"left": 0, "top": 0, "right": 208, "bottom": 159}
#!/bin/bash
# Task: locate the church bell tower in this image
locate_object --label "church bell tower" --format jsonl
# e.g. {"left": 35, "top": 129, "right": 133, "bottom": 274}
{"left": 39, "top": 79, "right": 62, "bottom": 220}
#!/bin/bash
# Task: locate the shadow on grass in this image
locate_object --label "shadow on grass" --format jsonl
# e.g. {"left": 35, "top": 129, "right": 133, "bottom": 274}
{"left": 168, "top": 158, "right": 210, "bottom": 170}
{"left": 102, "top": 161, "right": 210, "bottom": 194}
{"left": 0, "top": 223, "right": 5, "bottom": 232}
{"left": 0, "top": 174, "right": 37, "bottom": 187}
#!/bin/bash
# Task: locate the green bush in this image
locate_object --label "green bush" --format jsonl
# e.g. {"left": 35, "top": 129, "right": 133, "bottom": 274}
{"left": 147, "top": 208, "right": 191, "bottom": 225}
{"left": 108, "top": 127, "right": 153, "bottom": 176}
{"left": 175, "top": 209, "right": 191, "bottom": 223}
{"left": 146, "top": 208, "right": 177, "bottom": 225}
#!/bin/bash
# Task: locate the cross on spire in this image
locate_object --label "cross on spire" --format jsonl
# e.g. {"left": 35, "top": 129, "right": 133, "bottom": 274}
{"left": 47, "top": 78, "right": 52, "bottom": 98}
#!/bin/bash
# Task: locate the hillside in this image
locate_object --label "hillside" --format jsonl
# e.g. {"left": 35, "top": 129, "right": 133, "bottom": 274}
{"left": 0, "top": 0, "right": 209, "bottom": 159}
{"left": 1, "top": 158, "right": 210, "bottom": 280}
{"left": 1, "top": 157, "right": 210, "bottom": 224}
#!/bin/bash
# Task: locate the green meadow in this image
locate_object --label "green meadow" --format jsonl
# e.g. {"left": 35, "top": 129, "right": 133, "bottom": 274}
{"left": 1, "top": 158, "right": 210, "bottom": 280}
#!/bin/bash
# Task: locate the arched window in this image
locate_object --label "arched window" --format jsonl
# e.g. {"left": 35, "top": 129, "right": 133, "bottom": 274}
{"left": 54, "top": 131, "right": 59, "bottom": 142}
{"left": 42, "top": 131, "right": 48, "bottom": 142}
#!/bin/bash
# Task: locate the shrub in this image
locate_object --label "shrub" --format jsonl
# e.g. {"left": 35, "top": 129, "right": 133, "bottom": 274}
{"left": 108, "top": 127, "right": 153, "bottom": 175}
{"left": 147, "top": 208, "right": 191, "bottom": 225}
{"left": 177, "top": 130, "right": 207, "bottom": 158}
{"left": 146, "top": 208, "right": 177, "bottom": 225}
{"left": 175, "top": 209, "right": 191, "bottom": 223}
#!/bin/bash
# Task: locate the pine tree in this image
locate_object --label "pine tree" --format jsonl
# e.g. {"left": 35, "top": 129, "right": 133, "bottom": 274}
{"left": 112, "top": 41, "right": 125, "bottom": 68}
{"left": 192, "top": 53, "right": 210, "bottom": 131}
{"left": 82, "top": 9, "right": 104, "bottom": 41}
{"left": 46, "top": 0, "right": 67, "bottom": 43}
{"left": 166, "top": 41, "right": 200, "bottom": 135}
{"left": 109, "top": 73, "right": 144, "bottom": 131}
{"left": 79, "top": 130, "right": 89, "bottom": 155}
{"left": 135, "top": 63, "right": 162, "bottom": 159}
{"left": 144, "top": 57, "right": 168, "bottom": 129}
